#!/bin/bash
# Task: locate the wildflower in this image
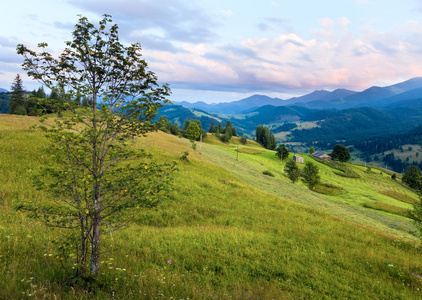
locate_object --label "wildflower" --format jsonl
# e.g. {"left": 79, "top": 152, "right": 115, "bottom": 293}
{"left": 168, "top": 260, "right": 172, "bottom": 264}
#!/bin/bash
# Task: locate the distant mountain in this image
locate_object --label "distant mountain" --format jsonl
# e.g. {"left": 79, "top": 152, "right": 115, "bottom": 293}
{"left": 320, "top": 88, "right": 358, "bottom": 101}
{"left": 287, "top": 89, "right": 358, "bottom": 109}
{"left": 286, "top": 77, "right": 422, "bottom": 109}
{"left": 175, "top": 94, "right": 284, "bottom": 114}
{"left": 382, "top": 87, "right": 422, "bottom": 108}
{"left": 283, "top": 90, "right": 331, "bottom": 105}
{"left": 388, "top": 77, "right": 422, "bottom": 93}
{"left": 175, "top": 77, "right": 422, "bottom": 113}
{"left": 0, "top": 88, "right": 8, "bottom": 93}
{"left": 342, "top": 86, "right": 397, "bottom": 107}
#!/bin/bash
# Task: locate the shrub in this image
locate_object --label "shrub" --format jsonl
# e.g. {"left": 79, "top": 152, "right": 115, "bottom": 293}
{"left": 180, "top": 151, "right": 189, "bottom": 161}
{"left": 262, "top": 170, "right": 275, "bottom": 177}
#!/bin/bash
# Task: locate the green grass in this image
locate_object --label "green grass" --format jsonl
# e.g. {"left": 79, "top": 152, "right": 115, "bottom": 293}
{"left": 363, "top": 202, "right": 412, "bottom": 218}
{"left": 381, "top": 190, "right": 420, "bottom": 205}
{"left": 315, "top": 182, "right": 344, "bottom": 196}
{"left": 1, "top": 115, "right": 422, "bottom": 299}
{"left": 199, "top": 140, "right": 418, "bottom": 239}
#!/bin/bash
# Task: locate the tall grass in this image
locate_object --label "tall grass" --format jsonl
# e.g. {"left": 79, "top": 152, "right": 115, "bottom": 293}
{"left": 0, "top": 115, "right": 421, "bottom": 299}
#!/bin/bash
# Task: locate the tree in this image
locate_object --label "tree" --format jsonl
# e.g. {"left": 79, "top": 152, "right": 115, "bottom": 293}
{"left": 9, "top": 74, "right": 26, "bottom": 114}
{"left": 17, "top": 15, "right": 175, "bottom": 277}
{"left": 301, "top": 162, "right": 320, "bottom": 190}
{"left": 330, "top": 144, "right": 351, "bottom": 162}
{"left": 255, "top": 125, "right": 276, "bottom": 150}
{"left": 284, "top": 159, "right": 301, "bottom": 183}
{"left": 256, "top": 125, "right": 265, "bottom": 147}
{"left": 185, "top": 121, "right": 201, "bottom": 141}
{"left": 221, "top": 121, "right": 233, "bottom": 142}
{"left": 267, "top": 132, "right": 277, "bottom": 150}
{"left": 240, "top": 135, "right": 247, "bottom": 144}
{"left": 276, "top": 144, "right": 289, "bottom": 161}
{"left": 309, "top": 146, "right": 315, "bottom": 154}
{"left": 402, "top": 165, "right": 421, "bottom": 189}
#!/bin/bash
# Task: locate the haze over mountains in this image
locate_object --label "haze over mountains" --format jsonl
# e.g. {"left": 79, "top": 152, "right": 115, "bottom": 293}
{"left": 176, "top": 77, "right": 422, "bottom": 114}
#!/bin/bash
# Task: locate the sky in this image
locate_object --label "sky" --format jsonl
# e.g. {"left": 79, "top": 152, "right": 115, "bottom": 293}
{"left": 2, "top": 0, "right": 422, "bottom": 103}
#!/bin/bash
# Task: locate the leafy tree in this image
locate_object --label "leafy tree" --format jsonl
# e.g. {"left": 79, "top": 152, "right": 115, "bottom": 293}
{"left": 17, "top": 15, "right": 175, "bottom": 277}
{"left": 240, "top": 135, "right": 247, "bottom": 144}
{"left": 284, "top": 159, "right": 301, "bottom": 183}
{"left": 9, "top": 74, "right": 26, "bottom": 114}
{"left": 402, "top": 165, "right": 421, "bottom": 189}
{"left": 276, "top": 144, "right": 289, "bottom": 161}
{"left": 185, "top": 121, "right": 201, "bottom": 141}
{"left": 301, "top": 162, "right": 320, "bottom": 190}
{"left": 330, "top": 144, "right": 351, "bottom": 162}
{"left": 309, "top": 146, "right": 315, "bottom": 154}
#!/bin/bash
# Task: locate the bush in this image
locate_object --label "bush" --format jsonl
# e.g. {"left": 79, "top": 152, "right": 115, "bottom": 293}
{"left": 180, "top": 151, "right": 189, "bottom": 161}
{"left": 262, "top": 170, "right": 275, "bottom": 177}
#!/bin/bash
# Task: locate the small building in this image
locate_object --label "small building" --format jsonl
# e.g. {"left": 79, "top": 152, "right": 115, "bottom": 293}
{"left": 293, "top": 155, "right": 304, "bottom": 164}
{"left": 312, "top": 150, "right": 332, "bottom": 160}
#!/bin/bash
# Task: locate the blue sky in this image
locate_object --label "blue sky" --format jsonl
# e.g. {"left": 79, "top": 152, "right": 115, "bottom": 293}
{"left": 2, "top": 0, "right": 422, "bottom": 103}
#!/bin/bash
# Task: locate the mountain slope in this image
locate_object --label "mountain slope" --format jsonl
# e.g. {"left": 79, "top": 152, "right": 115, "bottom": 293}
{"left": 1, "top": 114, "right": 421, "bottom": 299}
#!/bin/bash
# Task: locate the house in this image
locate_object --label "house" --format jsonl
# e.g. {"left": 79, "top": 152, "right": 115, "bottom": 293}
{"left": 293, "top": 155, "right": 304, "bottom": 164}
{"left": 312, "top": 150, "right": 332, "bottom": 160}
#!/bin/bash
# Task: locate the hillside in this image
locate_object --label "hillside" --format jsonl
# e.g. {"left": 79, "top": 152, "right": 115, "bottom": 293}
{"left": 1, "top": 114, "right": 422, "bottom": 298}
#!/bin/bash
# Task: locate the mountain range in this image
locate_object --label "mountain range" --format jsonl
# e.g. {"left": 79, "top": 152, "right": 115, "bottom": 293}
{"left": 175, "top": 77, "right": 422, "bottom": 113}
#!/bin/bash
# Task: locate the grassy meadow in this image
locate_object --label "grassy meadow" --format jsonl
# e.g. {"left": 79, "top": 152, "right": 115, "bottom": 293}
{"left": 1, "top": 114, "right": 422, "bottom": 299}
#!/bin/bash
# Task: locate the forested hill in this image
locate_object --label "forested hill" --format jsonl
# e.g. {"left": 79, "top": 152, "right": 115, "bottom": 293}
{"left": 354, "top": 126, "right": 422, "bottom": 156}
{"left": 0, "top": 92, "right": 9, "bottom": 114}
{"left": 287, "top": 106, "right": 422, "bottom": 149}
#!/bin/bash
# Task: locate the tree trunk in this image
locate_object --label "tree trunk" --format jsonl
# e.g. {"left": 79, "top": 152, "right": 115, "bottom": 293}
{"left": 90, "top": 216, "right": 100, "bottom": 276}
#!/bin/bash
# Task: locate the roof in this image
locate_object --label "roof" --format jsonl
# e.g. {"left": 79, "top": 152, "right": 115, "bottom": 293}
{"left": 312, "top": 151, "right": 331, "bottom": 159}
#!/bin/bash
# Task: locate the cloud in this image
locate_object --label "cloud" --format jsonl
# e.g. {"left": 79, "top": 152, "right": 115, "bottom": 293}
{"left": 141, "top": 16, "right": 422, "bottom": 94}
{"left": 257, "top": 17, "right": 292, "bottom": 33}
{"left": 66, "top": 0, "right": 219, "bottom": 46}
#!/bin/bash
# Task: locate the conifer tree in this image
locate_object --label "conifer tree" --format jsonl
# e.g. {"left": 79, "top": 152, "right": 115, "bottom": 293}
{"left": 9, "top": 74, "right": 26, "bottom": 115}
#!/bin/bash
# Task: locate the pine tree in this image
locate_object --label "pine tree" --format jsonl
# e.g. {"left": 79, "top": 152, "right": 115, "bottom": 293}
{"left": 9, "top": 74, "right": 26, "bottom": 115}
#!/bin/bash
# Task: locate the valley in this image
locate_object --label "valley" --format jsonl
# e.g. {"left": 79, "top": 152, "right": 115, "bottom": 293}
{"left": 158, "top": 77, "right": 422, "bottom": 173}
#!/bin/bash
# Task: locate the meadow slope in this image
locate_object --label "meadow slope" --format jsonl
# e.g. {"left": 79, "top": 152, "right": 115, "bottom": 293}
{"left": 0, "top": 114, "right": 422, "bottom": 299}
